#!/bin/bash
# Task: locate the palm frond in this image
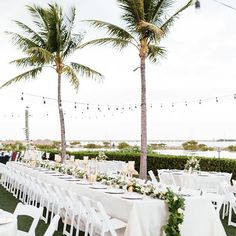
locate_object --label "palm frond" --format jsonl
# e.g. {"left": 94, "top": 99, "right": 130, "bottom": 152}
{"left": 70, "top": 62, "right": 103, "bottom": 81}
{"left": 144, "top": 0, "right": 156, "bottom": 22}
{"left": 13, "top": 20, "right": 46, "bottom": 46}
{"left": 26, "top": 5, "right": 49, "bottom": 34}
{"left": 85, "top": 20, "right": 136, "bottom": 43}
{"left": 152, "top": 0, "right": 175, "bottom": 25}
{"left": 147, "top": 44, "right": 166, "bottom": 63}
{"left": 0, "top": 67, "right": 43, "bottom": 88}
{"left": 62, "top": 65, "right": 80, "bottom": 90}
{"left": 27, "top": 47, "right": 54, "bottom": 63}
{"left": 65, "top": 5, "right": 76, "bottom": 31}
{"left": 78, "top": 37, "right": 137, "bottom": 51}
{"left": 160, "top": 0, "right": 193, "bottom": 36}
{"left": 5, "top": 31, "right": 40, "bottom": 51}
{"left": 117, "top": 0, "right": 144, "bottom": 30}
{"left": 63, "top": 33, "right": 83, "bottom": 59}
{"left": 9, "top": 57, "right": 42, "bottom": 68}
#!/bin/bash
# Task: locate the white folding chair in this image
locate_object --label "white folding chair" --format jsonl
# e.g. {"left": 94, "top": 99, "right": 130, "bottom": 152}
{"left": 148, "top": 170, "right": 159, "bottom": 186}
{"left": 159, "top": 172, "right": 176, "bottom": 186}
{"left": 44, "top": 214, "right": 60, "bottom": 236}
{"left": 81, "top": 196, "right": 126, "bottom": 236}
{"left": 13, "top": 202, "right": 43, "bottom": 236}
{"left": 202, "top": 192, "right": 224, "bottom": 215}
{"left": 228, "top": 193, "right": 236, "bottom": 227}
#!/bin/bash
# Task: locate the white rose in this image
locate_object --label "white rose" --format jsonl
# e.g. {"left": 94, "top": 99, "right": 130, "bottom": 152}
{"left": 162, "top": 188, "right": 167, "bottom": 194}
{"left": 178, "top": 208, "right": 184, "bottom": 214}
{"left": 173, "top": 196, "right": 178, "bottom": 201}
{"left": 154, "top": 189, "right": 159, "bottom": 195}
{"left": 140, "top": 187, "right": 145, "bottom": 193}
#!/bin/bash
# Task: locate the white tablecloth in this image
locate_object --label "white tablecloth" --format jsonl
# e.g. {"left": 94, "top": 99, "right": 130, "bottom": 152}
{"left": 7, "top": 162, "right": 227, "bottom": 236}
{"left": 0, "top": 211, "right": 17, "bottom": 236}
{"left": 159, "top": 169, "right": 231, "bottom": 192}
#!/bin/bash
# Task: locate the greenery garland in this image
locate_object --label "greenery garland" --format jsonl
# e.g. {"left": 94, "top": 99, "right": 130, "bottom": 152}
{"left": 32, "top": 160, "right": 185, "bottom": 236}
{"left": 96, "top": 174, "right": 185, "bottom": 236}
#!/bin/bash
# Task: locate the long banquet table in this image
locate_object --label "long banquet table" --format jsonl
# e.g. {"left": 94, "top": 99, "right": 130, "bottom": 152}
{"left": 158, "top": 169, "right": 231, "bottom": 193}
{"left": 7, "top": 162, "right": 227, "bottom": 236}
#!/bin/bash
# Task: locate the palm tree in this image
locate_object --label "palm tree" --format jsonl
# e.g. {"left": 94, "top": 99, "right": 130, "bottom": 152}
{"left": 79, "top": 0, "right": 193, "bottom": 179}
{"left": 1, "top": 3, "right": 103, "bottom": 162}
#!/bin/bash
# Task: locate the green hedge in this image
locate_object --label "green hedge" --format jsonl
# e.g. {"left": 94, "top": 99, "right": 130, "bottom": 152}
{"left": 43, "top": 149, "right": 236, "bottom": 179}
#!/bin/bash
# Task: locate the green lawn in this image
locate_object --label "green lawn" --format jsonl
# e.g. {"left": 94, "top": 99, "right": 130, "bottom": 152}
{"left": 0, "top": 184, "right": 236, "bottom": 235}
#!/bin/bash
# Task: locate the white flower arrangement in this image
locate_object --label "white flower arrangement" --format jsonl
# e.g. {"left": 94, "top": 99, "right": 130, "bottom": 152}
{"left": 96, "top": 151, "right": 108, "bottom": 161}
{"left": 184, "top": 156, "right": 200, "bottom": 171}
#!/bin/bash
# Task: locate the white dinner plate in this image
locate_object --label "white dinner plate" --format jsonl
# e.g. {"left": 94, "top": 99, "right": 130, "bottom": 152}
{"left": 0, "top": 216, "right": 14, "bottom": 225}
{"left": 105, "top": 189, "right": 125, "bottom": 194}
{"left": 36, "top": 168, "right": 47, "bottom": 171}
{"left": 66, "top": 179, "right": 81, "bottom": 182}
{"left": 121, "top": 194, "right": 143, "bottom": 200}
{"left": 45, "top": 171, "right": 56, "bottom": 174}
{"left": 90, "top": 185, "right": 107, "bottom": 189}
{"left": 51, "top": 174, "right": 64, "bottom": 176}
{"left": 58, "top": 176, "right": 73, "bottom": 179}
{"left": 77, "top": 181, "right": 91, "bottom": 185}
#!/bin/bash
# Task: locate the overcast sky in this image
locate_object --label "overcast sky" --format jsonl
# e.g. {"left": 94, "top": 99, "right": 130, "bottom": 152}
{"left": 0, "top": 0, "right": 236, "bottom": 141}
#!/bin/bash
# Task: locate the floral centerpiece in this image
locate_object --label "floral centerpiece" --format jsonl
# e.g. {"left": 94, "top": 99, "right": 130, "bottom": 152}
{"left": 184, "top": 156, "right": 200, "bottom": 172}
{"left": 96, "top": 174, "right": 185, "bottom": 236}
{"left": 96, "top": 151, "right": 108, "bottom": 161}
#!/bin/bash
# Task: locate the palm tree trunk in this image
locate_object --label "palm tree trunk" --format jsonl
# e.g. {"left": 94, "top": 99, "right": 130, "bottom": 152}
{"left": 139, "top": 56, "right": 147, "bottom": 179}
{"left": 57, "top": 73, "right": 66, "bottom": 163}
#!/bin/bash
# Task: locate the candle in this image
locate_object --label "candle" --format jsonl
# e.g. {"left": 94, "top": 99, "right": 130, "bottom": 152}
{"left": 128, "top": 161, "right": 135, "bottom": 172}
{"left": 83, "top": 156, "right": 89, "bottom": 164}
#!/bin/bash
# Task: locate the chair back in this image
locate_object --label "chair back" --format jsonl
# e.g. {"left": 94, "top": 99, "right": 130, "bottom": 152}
{"left": 44, "top": 215, "right": 60, "bottom": 236}
{"left": 148, "top": 170, "right": 158, "bottom": 186}
{"left": 14, "top": 202, "right": 43, "bottom": 235}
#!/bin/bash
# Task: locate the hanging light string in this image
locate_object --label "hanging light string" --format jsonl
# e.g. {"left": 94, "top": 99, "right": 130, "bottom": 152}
{"left": 213, "top": 0, "right": 236, "bottom": 11}
{"left": 195, "top": 0, "right": 236, "bottom": 11}
{"left": 0, "top": 92, "right": 235, "bottom": 120}
{"left": 15, "top": 91, "right": 236, "bottom": 110}
{"left": 166, "top": 93, "right": 234, "bottom": 108}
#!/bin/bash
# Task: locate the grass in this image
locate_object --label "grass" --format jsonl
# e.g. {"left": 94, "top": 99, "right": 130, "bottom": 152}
{"left": 0, "top": 185, "right": 236, "bottom": 236}
{"left": 0, "top": 184, "right": 64, "bottom": 236}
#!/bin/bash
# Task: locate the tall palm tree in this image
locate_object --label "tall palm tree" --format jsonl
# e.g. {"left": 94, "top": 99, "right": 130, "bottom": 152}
{"left": 1, "top": 3, "right": 103, "bottom": 162}
{"left": 80, "top": 0, "right": 192, "bottom": 179}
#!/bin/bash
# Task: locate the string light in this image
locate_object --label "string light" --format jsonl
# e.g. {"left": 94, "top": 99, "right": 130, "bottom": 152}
{"left": 2, "top": 90, "right": 236, "bottom": 121}
{"left": 195, "top": 0, "right": 200, "bottom": 8}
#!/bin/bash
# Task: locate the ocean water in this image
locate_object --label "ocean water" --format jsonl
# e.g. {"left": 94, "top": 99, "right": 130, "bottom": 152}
{"left": 155, "top": 149, "right": 236, "bottom": 159}
{"left": 76, "top": 140, "right": 236, "bottom": 148}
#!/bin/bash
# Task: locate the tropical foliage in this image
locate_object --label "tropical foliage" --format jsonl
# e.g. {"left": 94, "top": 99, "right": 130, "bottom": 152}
{"left": 182, "top": 140, "right": 214, "bottom": 151}
{"left": 1, "top": 3, "right": 103, "bottom": 162}
{"left": 80, "top": 0, "right": 193, "bottom": 178}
